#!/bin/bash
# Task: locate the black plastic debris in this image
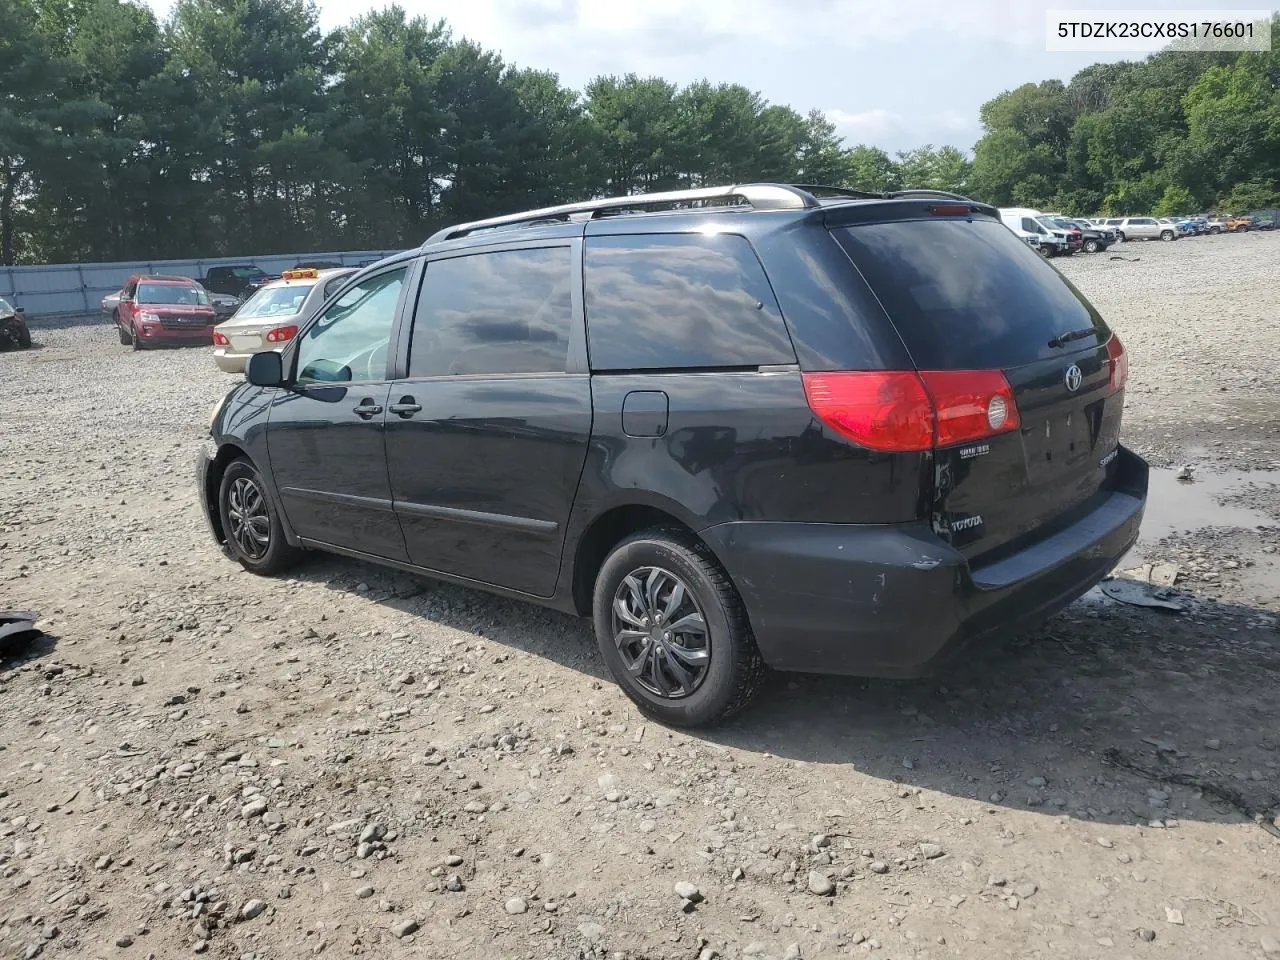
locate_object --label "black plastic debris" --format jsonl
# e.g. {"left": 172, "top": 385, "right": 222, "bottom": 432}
{"left": 0, "top": 611, "right": 42, "bottom": 652}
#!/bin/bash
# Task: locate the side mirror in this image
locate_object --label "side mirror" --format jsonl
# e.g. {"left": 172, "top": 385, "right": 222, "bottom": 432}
{"left": 14, "top": 307, "right": 24, "bottom": 314}
{"left": 246, "top": 350, "right": 285, "bottom": 387}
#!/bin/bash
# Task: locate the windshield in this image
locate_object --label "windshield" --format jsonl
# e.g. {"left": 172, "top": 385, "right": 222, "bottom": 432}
{"left": 231, "top": 266, "right": 267, "bottom": 279}
{"left": 137, "top": 284, "right": 209, "bottom": 306}
{"left": 237, "top": 283, "right": 314, "bottom": 319}
{"left": 0, "top": 297, "right": 12, "bottom": 316}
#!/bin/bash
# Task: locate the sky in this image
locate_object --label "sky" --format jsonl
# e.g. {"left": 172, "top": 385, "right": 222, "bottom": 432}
{"left": 142, "top": 0, "right": 1257, "bottom": 153}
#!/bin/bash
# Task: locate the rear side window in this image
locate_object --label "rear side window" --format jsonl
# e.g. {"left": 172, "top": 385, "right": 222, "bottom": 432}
{"left": 584, "top": 234, "right": 794, "bottom": 370}
{"left": 832, "top": 219, "right": 1109, "bottom": 370}
{"left": 410, "top": 247, "right": 572, "bottom": 377}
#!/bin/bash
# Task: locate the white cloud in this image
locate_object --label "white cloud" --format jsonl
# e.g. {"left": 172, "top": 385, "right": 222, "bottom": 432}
{"left": 825, "top": 108, "right": 908, "bottom": 144}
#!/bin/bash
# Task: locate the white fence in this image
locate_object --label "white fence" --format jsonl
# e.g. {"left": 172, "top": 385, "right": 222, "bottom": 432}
{"left": 0, "top": 249, "right": 405, "bottom": 317}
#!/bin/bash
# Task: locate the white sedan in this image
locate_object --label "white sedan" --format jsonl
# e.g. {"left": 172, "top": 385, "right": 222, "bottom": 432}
{"left": 212, "top": 268, "right": 354, "bottom": 373}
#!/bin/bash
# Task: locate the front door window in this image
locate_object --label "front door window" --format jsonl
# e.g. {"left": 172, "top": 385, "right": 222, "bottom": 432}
{"left": 295, "top": 268, "right": 406, "bottom": 384}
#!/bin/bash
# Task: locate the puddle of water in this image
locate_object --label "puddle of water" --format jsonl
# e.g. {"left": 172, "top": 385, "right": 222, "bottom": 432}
{"left": 1138, "top": 467, "right": 1279, "bottom": 545}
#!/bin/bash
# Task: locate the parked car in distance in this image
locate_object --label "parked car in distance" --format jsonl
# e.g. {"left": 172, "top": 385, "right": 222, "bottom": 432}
{"left": 1036, "top": 216, "right": 1082, "bottom": 252}
{"left": 1205, "top": 216, "right": 1227, "bottom": 234}
{"left": 207, "top": 290, "right": 243, "bottom": 320}
{"left": 113, "top": 274, "right": 217, "bottom": 349}
{"left": 199, "top": 183, "right": 1147, "bottom": 727}
{"left": 1065, "top": 219, "right": 1113, "bottom": 252}
{"left": 998, "top": 207, "right": 1067, "bottom": 255}
{"left": 100, "top": 289, "right": 122, "bottom": 320}
{"left": 292, "top": 260, "right": 344, "bottom": 270}
{"left": 202, "top": 264, "right": 278, "bottom": 300}
{"left": 0, "top": 296, "right": 32, "bottom": 350}
{"left": 1226, "top": 215, "right": 1253, "bottom": 232}
{"left": 212, "top": 267, "right": 354, "bottom": 373}
{"left": 1075, "top": 218, "right": 1117, "bottom": 241}
{"left": 1253, "top": 215, "right": 1275, "bottom": 231}
{"left": 1115, "top": 217, "right": 1176, "bottom": 241}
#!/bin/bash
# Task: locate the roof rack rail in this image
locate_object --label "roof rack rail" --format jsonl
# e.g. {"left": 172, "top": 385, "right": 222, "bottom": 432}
{"left": 790, "top": 184, "right": 883, "bottom": 200}
{"left": 423, "top": 183, "right": 820, "bottom": 244}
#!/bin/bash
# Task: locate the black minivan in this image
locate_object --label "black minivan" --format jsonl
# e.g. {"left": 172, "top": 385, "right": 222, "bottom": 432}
{"left": 197, "top": 183, "right": 1147, "bottom": 727}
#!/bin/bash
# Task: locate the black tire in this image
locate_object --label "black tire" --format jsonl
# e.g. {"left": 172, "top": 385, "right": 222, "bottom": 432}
{"left": 218, "top": 457, "right": 301, "bottom": 576}
{"left": 16, "top": 324, "right": 32, "bottom": 349}
{"left": 1116, "top": 231, "right": 1125, "bottom": 242}
{"left": 1160, "top": 230, "right": 1174, "bottom": 241}
{"left": 592, "top": 527, "right": 765, "bottom": 727}
{"left": 1210, "top": 226, "right": 1221, "bottom": 234}
{"left": 115, "top": 312, "right": 130, "bottom": 345}
{"left": 1084, "top": 239, "right": 1100, "bottom": 253}
{"left": 130, "top": 323, "right": 141, "bottom": 351}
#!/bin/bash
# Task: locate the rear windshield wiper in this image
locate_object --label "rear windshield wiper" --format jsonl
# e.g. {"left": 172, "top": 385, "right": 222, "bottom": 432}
{"left": 1047, "top": 327, "right": 1097, "bottom": 348}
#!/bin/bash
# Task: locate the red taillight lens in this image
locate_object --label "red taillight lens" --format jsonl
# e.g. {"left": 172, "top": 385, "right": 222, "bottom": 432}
{"left": 1106, "top": 334, "right": 1128, "bottom": 393}
{"left": 918, "top": 370, "right": 1021, "bottom": 447}
{"left": 266, "top": 324, "right": 298, "bottom": 343}
{"left": 801, "top": 371, "right": 934, "bottom": 452}
{"left": 212, "top": 331, "right": 230, "bottom": 346}
{"left": 930, "top": 204, "right": 972, "bottom": 216}
{"left": 802, "top": 370, "right": 1020, "bottom": 452}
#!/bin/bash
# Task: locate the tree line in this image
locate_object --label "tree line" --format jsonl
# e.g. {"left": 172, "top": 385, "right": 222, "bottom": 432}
{"left": 2, "top": 0, "right": 1277, "bottom": 265}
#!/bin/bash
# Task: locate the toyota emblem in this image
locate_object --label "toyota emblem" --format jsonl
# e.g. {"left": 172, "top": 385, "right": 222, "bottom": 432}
{"left": 1064, "top": 364, "right": 1083, "bottom": 392}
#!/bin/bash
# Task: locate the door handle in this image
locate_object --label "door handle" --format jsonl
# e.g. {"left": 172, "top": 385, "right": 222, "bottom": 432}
{"left": 389, "top": 397, "right": 422, "bottom": 418}
{"left": 353, "top": 400, "right": 383, "bottom": 419}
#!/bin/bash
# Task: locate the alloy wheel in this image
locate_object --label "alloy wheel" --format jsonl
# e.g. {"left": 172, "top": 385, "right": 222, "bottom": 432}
{"left": 611, "top": 566, "right": 710, "bottom": 699}
{"left": 227, "top": 476, "right": 270, "bottom": 560}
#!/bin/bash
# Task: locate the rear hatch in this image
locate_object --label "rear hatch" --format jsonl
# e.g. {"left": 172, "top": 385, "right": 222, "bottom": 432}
{"left": 830, "top": 213, "right": 1126, "bottom": 565}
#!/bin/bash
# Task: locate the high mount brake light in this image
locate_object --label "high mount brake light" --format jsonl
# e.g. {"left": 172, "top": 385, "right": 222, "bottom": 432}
{"left": 802, "top": 370, "right": 1021, "bottom": 453}
{"left": 1106, "top": 334, "right": 1128, "bottom": 393}
{"left": 930, "top": 204, "right": 973, "bottom": 216}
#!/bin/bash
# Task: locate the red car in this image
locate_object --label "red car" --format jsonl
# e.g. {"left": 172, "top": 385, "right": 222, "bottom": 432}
{"left": 113, "top": 275, "right": 217, "bottom": 350}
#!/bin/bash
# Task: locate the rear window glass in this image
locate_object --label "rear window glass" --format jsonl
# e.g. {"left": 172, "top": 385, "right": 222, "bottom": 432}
{"left": 832, "top": 219, "right": 1108, "bottom": 370}
{"left": 238, "top": 284, "right": 314, "bottom": 319}
{"left": 584, "top": 234, "right": 794, "bottom": 370}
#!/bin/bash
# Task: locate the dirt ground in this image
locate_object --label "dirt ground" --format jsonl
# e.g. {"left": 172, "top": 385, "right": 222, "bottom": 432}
{"left": 2, "top": 232, "right": 1279, "bottom": 960}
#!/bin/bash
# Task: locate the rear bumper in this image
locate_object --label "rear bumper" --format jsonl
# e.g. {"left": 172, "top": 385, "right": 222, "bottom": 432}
{"left": 213, "top": 349, "right": 249, "bottom": 373}
{"left": 702, "top": 446, "right": 1148, "bottom": 678}
{"left": 214, "top": 345, "right": 281, "bottom": 373}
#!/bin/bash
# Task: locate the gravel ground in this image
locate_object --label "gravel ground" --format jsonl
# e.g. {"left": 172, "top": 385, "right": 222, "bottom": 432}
{"left": 2, "top": 233, "right": 1279, "bottom": 960}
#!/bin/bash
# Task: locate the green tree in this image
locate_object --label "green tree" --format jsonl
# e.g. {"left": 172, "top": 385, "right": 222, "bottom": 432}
{"left": 843, "top": 145, "right": 900, "bottom": 192}
{"left": 584, "top": 75, "right": 681, "bottom": 194}
{"left": 328, "top": 7, "right": 450, "bottom": 244}
{"left": 896, "top": 144, "right": 971, "bottom": 193}
{"left": 0, "top": 0, "right": 104, "bottom": 263}
{"left": 1152, "top": 184, "right": 1195, "bottom": 217}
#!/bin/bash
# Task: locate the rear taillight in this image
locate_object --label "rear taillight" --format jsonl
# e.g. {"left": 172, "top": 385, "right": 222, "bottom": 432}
{"left": 212, "top": 331, "right": 230, "bottom": 346}
{"left": 918, "top": 370, "right": 1021, "bottom": 447}
{"left": 266, "top": 324, "right": 298, "bottom": 343}
{"left": 1106, "top": 334, "right": 1128, "bottom": 393}
{"left": 802, "top": 370, "right": 1020, "bottom": 453}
